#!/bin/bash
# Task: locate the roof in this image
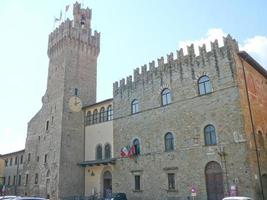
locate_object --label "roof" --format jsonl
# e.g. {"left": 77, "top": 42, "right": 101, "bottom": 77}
{"left": 78, "top": 158, "right": 116, "bottom": 167}
{"left": 82, "top": 98, "right": 113, "bottom": 109}
{"left": 1, "top": 149, "right": 25, "bottom": 157}
{"left": 238, "top": 51, "right": 267, "bottom": 79}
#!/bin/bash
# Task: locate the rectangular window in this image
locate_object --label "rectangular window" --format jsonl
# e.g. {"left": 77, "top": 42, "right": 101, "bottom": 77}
{"left": 168, "top": 173, "right": 175, "bottom": 190}
{"left": 20, "top": 155, "right": 23, "bottom": 164}
{"left": 46, "top": 120, "right": 49, "bottom": 131}
{"left": 18, "top": 175, "right": 21, "bottom": 185}
{"left": 74, "top": 88, "right": 78, "bottom": 96}
{"left": 3, "top": 177, "right": 6, "bottom": 185}
{"left": 13, "top": 176, "right": 16, "bottom": 185}
{"left": 25, "top": 174, "right": 29, "bottom": 185}
{"left": 44, "top": 154, "right": 48, "bottom": 164}
{"left": 28, "top": 153, "right": 31, "bottom": 162}
{"left": 134, "top": 175, "right": 141, "bottom": 191}
{"left": 5, "top": 159, "right": 8, "bottom": 166}
{"left": 15, "top": 156, "right": 18, "bottom": 165}
{"left": 36, "top": 156, "right": 39, "bottom": 162}
{"left": 34, "top": 173, "right": 38, "bottom": 184}
{"left": 10, "top": 157, "right": 13, "bottom": 166}
{"left": 8, "top": 176, "right": 10, "bottom": 185}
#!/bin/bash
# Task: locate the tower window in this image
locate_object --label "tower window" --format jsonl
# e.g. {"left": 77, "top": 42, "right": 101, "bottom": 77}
{"left": 74, "top": 88, "right": 78, "bottom": 96}
{"left": 27, "top": 153, "right": 31, "bottom": 162}
{"left": 168, "top": 173, "right": 175, "bottom": 190}
{"left": 46, "top": 120, "right": 49, "bottom": 131}
{"left": 25, "top": 174, "right": 29, "bottom": 185}
{"left": 18, "top": 175, "right": 21, "bottom": 185}
{"left": 165, "top": 132, "right": 174, "bottom": 152}
{"left": 44, "top": 154, "right": 48, "bottom": 164}
{"left": 34, "top": 173, "right": 38, "bottom": 184}
{"left": 80, "top": 15, "right": 85, "bottom": 25}
{"left": 20, "top": 155, "right": 23, "bottom": 164}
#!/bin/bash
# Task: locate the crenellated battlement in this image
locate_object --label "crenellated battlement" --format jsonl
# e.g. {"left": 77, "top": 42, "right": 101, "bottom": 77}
{"left": 113, "top": 35, "right": 239, "bottom": 96}
{"left": 47, "top": 2, "right": 100, "bottom": 58}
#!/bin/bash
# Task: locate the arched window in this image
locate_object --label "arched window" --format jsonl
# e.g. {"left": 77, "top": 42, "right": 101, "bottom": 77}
{"left": 131, "top": 99, "right": 139, "bottom": 114}
{"left": 161, "top": 88, "right": 171, "bottom": 106}
{"left": 96, "top": 145, "right": 102, "bottom": 160}
{"left": 198, "top": 75, "right": 212, "bottom": 95}
{"left": 104, "top": 144, "right": 111, "bottom": 159}
{"left": 86, "top": 111, "right": 91, "bottom": 125}
{"left": 93, "top": 109, "right": 98, "bottom": 124}
{"left": 165, "top": 132, "right": 174, "bottom": 151}
{"left": 46, "top": 170, "right": 50, "bottom": 177}
{"left": 133, "top": 139, "right": 140, "bottom": 156}
{"left": 204, "top": 124, "right": 217, "bottom": 145}
{"left": 107, "top": 105, "right": 113, "bottom": 121}
{"left": 99, "top": 107, "right": 105, "bottom": 122}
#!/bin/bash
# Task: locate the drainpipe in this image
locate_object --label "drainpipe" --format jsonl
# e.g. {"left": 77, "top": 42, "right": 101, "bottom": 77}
{"left": 239, "top": 56, "right": 265, "bottom": 200}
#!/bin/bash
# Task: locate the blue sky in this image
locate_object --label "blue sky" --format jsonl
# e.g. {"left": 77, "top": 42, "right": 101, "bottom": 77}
{"left": 0, "top": 0, "right": 267, "bottom": 154}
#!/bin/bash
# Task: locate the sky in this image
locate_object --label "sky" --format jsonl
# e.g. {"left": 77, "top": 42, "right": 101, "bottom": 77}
{"left": 0, "top": 0, "right": 266, "bottom": 155}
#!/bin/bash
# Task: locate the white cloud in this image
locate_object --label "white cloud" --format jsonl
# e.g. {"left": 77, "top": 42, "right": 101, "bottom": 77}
{"left": 178, "top": 28, "right": 227, "bottom": 55}
{"left": 178, "top": 28, "right": 267, "bottom": 70}
{"left": 241, "top": 36, "right": 267, "bottom": 69}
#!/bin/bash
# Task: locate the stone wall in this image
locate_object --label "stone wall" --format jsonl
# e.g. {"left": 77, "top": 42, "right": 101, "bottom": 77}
{"left": 22, "top": 2, "right": 99, "bottom": 199}
{"left": 112, "top": 37, "right": 255, "bottom": 200}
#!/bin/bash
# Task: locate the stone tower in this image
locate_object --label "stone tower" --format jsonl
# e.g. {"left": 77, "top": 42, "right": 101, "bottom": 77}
{"left": 23, "top": 2, "right": 100, "bottom": 199}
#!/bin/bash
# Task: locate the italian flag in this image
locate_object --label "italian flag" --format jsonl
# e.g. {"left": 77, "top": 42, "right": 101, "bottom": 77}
{"left": 120, "top": 146, "right": 129, "bottom": 157}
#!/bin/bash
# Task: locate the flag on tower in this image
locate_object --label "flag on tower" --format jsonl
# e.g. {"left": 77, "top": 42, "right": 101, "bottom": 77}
{"left": 65, "top": 5, "right": 70, "bottom": 12}
{"left": 54, "top": 10, "right": 62, "bottom": 22}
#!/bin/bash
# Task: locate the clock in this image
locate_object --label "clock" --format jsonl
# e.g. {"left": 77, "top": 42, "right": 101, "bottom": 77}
{"left": 68, "top": 96, "right": 82, "bottom": 112}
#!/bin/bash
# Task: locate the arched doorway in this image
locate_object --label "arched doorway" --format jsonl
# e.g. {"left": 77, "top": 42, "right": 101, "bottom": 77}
{"left": 103, "top": 171, "right": 112, "bottom": 198}
{"left": 262, "top": 174, "right": 267, "bottom": 199}
{"left": 205, "top": 161, "right": 224, "bottom": 200}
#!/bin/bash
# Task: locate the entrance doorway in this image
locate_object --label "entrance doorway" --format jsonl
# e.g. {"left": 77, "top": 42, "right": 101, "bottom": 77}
{"left": 103, "top": 171, "right": 112, "bottom": 198}
{"left": 205, "top": 161, "right": 224, "bottom": 200}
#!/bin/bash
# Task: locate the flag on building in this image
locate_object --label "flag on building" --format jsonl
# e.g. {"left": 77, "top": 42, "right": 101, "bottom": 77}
{"left": 120, "top": 144, "right": 137, "bottom": 158}
{"left": 127, "top": 145, "right": 136, "bottom": 157}
{"left": 120, "top": 146, "right": 129, "bottom": 157}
